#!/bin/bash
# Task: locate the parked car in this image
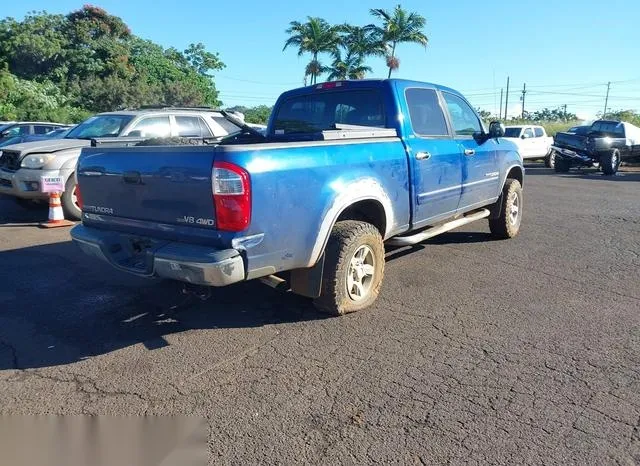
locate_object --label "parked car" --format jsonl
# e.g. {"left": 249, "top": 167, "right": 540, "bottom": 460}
{"left": 552, "top": 120, "right": 640, "bottom": 175}
{"left": 503, "top": 125, "right": 554, "bottom": 166}
{"left": 71, "top": 79, "right": 524, "bottom": 316}
{"left": 0, "top": 122, "right": 69, "bottom": 143}
{"left": 0, "top": 108, "right": 242, "bottom": 219}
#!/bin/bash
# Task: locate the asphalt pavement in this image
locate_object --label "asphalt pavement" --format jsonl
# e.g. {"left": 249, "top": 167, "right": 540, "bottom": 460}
{"left": 0, "top": 164, "right": 639, "bottom": 464}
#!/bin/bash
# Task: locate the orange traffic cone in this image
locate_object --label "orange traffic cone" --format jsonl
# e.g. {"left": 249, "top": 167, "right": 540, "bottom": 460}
{"left": 40, "top": 192, "right": 74, "bottom": 228}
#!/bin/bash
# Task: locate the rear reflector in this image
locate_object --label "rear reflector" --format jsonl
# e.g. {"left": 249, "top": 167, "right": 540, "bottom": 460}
{"left": 212, "top": 161, "right": 251, "bottom": 231}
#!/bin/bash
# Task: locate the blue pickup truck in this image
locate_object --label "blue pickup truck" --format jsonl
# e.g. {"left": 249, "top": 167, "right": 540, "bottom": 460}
{"left": 71, "top": 79, "right": 524, "bottom": 315}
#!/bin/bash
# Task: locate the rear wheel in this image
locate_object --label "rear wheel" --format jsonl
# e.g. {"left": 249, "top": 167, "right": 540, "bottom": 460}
{"left": 489, "top": 179, "right": 523, "bottom": 239}
{"left": 61, "top": 175, "right": 81, "bottom": 220}
{"left": 600, "top": 149, "right": 620, "bottom": 176}
{"left": 554, "top": 157, "right": 570, "bottom": 173}
{"left": 313, "top": 221, "right": 385, "bottom": 316}
{"left": 545, "top": 150, "right": 556, "bottom": 168}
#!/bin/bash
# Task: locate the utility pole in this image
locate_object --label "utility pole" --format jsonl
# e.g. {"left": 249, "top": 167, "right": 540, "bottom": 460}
{"left": 603, "top": 82, "right": 611, "bottom": 118}
{"left": 563, "top": 104, "right": 567, "bottom": 121}
{"left": 504, "top": 77, "right": 510, "bottom": 120}
{"left": 499, "top": 89, "right": 503, "bottom": 120}
{"left": 521, "top": 83, "right": 527, "bottom": 119}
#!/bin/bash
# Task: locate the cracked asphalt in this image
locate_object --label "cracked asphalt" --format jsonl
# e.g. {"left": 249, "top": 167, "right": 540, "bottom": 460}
{"left": 0, "top": 163, "right": 639, "bottom": 464}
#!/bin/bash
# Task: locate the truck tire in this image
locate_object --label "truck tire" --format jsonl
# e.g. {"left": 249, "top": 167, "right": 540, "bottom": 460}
{"left": 600, "top": 149, "right": 620, "bottom": 176}
{"left": 489, "top": 179, "right": 523, "bottom": 239}
{"left": 554, "top": 157, "right": 570, "bottom": 173}
{"left": 545, "top": 150, "right": 556, "bottom": 168}
{"left": 313, "top": 221, "right": 385, "bottom": 316}
{"left": 61, "top": 175, "right": 82, "bottom": 221}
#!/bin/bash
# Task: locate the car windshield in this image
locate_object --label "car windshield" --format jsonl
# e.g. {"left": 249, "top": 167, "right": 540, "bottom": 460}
{"left": 504, "top": 127, "right": 522, "bottom": 137}
{"left": 65, "top": 115, "right": 133, "bottom": 139}
{"left": 272, "top": 89, "right": 385, "bottom": 135}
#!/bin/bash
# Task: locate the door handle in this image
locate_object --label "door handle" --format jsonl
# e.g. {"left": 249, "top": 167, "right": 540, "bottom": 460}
{"left": 415, "top": 151, "right": 431, "bottom": 160}
{"left": 464, "top": 149, "right": 476, "bottom": 156}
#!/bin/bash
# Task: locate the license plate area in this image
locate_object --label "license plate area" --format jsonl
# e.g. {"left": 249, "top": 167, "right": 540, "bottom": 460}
{"left": 106, "top": 235, "right": 165, "bottom": 275}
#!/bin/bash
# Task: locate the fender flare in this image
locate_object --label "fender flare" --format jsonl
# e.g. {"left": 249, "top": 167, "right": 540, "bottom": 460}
{"left": 306, "top": 178, "right": 394, "bottom": 267}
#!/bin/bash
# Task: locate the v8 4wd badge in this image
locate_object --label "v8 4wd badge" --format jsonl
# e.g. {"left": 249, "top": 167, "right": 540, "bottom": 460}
{"left": 177, "top": 216, "right": 215, "bottom": 226}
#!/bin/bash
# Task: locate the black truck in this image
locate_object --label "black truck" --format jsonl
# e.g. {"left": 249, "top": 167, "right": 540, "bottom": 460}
{"left": 552, "top": 120, "right": 640, "bottom": 175}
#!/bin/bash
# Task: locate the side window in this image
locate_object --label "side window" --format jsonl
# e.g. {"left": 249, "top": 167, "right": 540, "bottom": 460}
{"left": 34, "top": 125, "right": 52, "bottom": 135}
{"left": 127, "top": 116, "right": 171, "bottom": 137}
{"left": 442, "top": 93, "right": 482, "bottom": 137}
{"left": 175, "top": 116, "right": 204, "bottom": 137}
{"left": 405, "top": 88, "right": 449, "bottom": 137}
{"left": 5, "top": 126, "right": 29, "bottom": 137}
{"left": 523, "top": 128, "right": 534, "bottom": 138}
{"left": 534, "top": 127, "right": 544, "bottom": 137}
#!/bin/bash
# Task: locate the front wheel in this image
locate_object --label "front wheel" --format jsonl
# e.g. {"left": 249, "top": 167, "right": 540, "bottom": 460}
{"left": 545, "top": 150, "right": 556, "bottom": 168}
{"left": 61, "top": 175, "right": 82, "bottom": 221}
{"left": 600, "top": 149, "right": 620, "bottom": 176}
{"left": 489, "top": 179, "right": 523, "bottom": 239}
{"left": 313, "top": 221, "right": 385, "bottom": 316}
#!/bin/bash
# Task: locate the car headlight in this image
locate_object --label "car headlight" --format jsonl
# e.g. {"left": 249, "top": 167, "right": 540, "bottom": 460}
{"left": 20, "top": 154, "right": 56, "bottom": 169}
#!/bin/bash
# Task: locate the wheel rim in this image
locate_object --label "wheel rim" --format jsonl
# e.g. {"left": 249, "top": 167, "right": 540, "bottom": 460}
{"left": 550, "top": 151, "right": 555, "bottom": 165}
{"left": 346, "top": 245, "right": 375, "bottom": 301}
{"left": 509, "top": 191, "right": 520, "bottom": 226}
{"left": 611, "top": 151, "right": 618, "bottom": 168}
{"left": 72, "top": 185, "right": 80, "bottom": 210}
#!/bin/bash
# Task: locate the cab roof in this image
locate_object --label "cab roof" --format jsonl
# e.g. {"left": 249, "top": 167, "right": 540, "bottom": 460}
{"left": 279, "top": 78, "right": 464, "bottom": 100}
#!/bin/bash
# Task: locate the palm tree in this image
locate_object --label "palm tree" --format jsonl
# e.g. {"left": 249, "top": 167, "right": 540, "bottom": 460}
{"left": 327, "top": 50, "right": 372, "bottom": 81}
{"left": 369, "top": 5, "right": 428, "bottom": 78}
{"left": 283, "top": 17, "right": 342, "bottom": 85}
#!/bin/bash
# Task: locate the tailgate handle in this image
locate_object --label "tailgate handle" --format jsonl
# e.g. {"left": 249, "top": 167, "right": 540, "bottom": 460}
{"left": 123, "top": 171, "right": 143, "bottom": 184}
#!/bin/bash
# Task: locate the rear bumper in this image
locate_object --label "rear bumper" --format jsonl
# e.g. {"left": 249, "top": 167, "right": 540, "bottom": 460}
{"left": 71, "top": 224, "right": 245, "bottom": 287}
{"left": 551, "top": 146, "right": 593, "bottom": 163}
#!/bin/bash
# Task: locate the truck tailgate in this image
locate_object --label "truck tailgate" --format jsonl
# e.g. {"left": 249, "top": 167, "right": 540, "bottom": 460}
{"left": 77, "top": 146, "right": 216, "bottom": 229}
{"left": 554, "top": 132, "right": 587, "bottom": 151}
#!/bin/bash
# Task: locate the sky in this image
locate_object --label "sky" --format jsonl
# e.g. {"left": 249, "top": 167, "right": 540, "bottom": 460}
{"left": 4, "top": 0, "right": 640, "bottom": 119}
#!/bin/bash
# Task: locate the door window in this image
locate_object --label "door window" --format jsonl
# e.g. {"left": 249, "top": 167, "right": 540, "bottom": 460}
{"left": 34, "top": 125, "right": 53, "bottom": 134}
{"left": 176, "top": 116, "right": 210, "bottom": 137}
{"left": 405, "top": 88, "right": 449, "bottom": 137}
{"left": 127, "top": 116, "right": 171, "bottom": 138}
{"left": 4, "top": 125, "right": 30, "bottom": 137}
{"left": 534, "top": 127, "right": 544, "bottom": 137}
{"left": 442, "top": 93, "right": 481, "bottom": 137}
{"left": 523, "top": 128, "right": 534, "bottom": 138}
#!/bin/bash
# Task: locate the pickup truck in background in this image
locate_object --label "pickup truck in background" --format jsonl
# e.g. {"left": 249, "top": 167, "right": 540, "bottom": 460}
{"left": 552, "top": 119, "right": 640, "bottom": 175}
{"left": 71, "top": 79, "right": 524, "bottom": 316}
{"left": 503, "top": 125, "right": 554, "bottom": 166}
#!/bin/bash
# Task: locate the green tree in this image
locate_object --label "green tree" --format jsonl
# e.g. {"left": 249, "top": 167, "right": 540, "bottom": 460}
{"left": 0, "top": 7, "right": 224, "bottom": 121}
{"left": 369, "top": 5, "right": 428, "bottom": 78}
{"left": 283, "top": 17, "right": 342, "bottom": 85}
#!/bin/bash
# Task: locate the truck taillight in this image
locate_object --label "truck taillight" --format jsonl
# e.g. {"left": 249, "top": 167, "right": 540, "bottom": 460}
{"left": 212, "top": 161, "right": 251, "bottom": 232}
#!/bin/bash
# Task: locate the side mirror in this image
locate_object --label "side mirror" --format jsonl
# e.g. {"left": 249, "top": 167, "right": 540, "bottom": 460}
{"left": 488, "top": 121, "right": 505, "bottom": 138}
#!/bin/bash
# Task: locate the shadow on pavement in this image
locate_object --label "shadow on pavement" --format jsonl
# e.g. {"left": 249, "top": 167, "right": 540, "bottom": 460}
{"left": 524, "top": 164, "right": 640, "bottom": 181}
{"left": 0, "top": 195, "right": 49, "bottom": 225}
{"left": 0, "top": 240, "right": 325, "bottom": 371}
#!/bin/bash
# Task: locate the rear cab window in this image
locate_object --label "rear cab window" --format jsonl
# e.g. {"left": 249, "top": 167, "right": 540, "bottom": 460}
{"left": 504, "top": 127, "right": 522, "bottom": 138}
{"left": 272, "top": 89, "right": 385, "bottom": 136}
{"left": 405, "top": 88, "right": 449, "bottom": 137}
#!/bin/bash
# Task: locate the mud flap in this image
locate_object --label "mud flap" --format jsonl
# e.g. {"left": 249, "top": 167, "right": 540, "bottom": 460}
{"left": 488, "top": 192, "right": 504, "bottom": 220}
{"left": 290, "top": 253, "right": 325, "bottom": 298}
